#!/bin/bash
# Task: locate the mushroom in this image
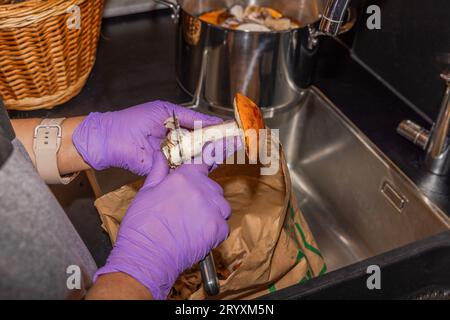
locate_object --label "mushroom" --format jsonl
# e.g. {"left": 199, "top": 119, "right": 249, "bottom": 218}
{"left": 236, "top": 23, "right": 271, "bottom": 32}
{"left": 222, "top": 18, "right": 241, "bottom": 29}
{"left": 264, "top": 17, "right": 293, "bottom": 31}
{"left": 229, "top": 5, "right": 244, "bottom": 22}
{"left": 161, "top": 93, "right": 265, "bottom": 168}
{"left": 199, "top": 8, "right": 227, "bottom": 25}
{"left": 243, "top": 5, "right": 261, "bottom": 19}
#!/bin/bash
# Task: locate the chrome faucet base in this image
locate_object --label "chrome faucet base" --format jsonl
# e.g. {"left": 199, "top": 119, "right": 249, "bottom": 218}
{"left": 398, "top": 73, "right": 450, "bottom": 176}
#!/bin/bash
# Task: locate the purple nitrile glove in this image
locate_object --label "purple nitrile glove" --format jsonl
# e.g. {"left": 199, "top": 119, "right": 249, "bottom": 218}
{"left": 94, "top": 160, "right": 232, "bottom": 300}
{"left": 73, "top": 100, "right": 222, "bottom": 177}
{"left": 202, "top": 136, "right": 244, "bottom": 170}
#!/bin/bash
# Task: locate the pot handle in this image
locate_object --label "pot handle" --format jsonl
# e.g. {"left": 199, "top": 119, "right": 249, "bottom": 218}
{"left": 336, "top": 7, "right": 357, "bottom": 34}
{"left": 154, "top": 0, "right": 180, "bottom": 22}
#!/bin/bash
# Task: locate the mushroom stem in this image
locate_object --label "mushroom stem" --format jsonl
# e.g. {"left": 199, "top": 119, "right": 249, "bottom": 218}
{"left": 162, "top": 120, "right": 241, "bottom": 168}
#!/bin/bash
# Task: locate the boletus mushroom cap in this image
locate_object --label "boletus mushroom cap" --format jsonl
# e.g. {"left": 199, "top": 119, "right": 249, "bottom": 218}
{"left": 233, "top": 93, "right": 265, "bottom": 162}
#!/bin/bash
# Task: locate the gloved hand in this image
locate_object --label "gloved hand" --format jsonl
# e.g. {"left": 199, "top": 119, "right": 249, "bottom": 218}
{"left": 94, "top": 162, "right": 232, "bottom": 300}
{"left": 73, "top": 101, "right": 222, "bottom": 177}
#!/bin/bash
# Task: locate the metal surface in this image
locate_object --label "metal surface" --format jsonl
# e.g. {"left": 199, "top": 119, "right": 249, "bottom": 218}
{"left": 199, "top": 253, "right": 220, "bottom": 296}
{"left": 156, "top": 0, "right": 327, "bottom": 114}
{"left": 397, "top": 120, "right": 429, "bottom": 150}
{"left": 397, "top": 73, "right": 450, "bottom": 175}
{"left": 267, "top": 87, "right": 450, "bottom": 272}
{"left": 424, "top": 73, "right": 450, "bottom": 175}
{"left": 319, "top": 0, "right": 351, "bottom": 36}
{"left": 380, "top": 181, "right": 408, "bottom": 213}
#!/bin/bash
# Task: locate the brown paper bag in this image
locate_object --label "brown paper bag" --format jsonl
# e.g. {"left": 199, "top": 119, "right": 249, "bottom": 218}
{"left": 94, "top": 149, "right": 326, "bottom": 300}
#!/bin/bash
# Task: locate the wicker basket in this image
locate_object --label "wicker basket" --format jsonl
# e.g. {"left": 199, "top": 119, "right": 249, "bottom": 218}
{"left": 0, "top": 0, "right": 105, "bottom": 110}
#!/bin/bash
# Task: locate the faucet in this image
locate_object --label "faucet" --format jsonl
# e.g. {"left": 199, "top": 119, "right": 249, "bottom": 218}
{"left": 306, "top": 0, "right": 353, "bottom": 49}
{"left": 397, "top": 73, "right": 450, "bottom": 175}
{"left": 319, "top": 0, "right": 352, "bottom": 36}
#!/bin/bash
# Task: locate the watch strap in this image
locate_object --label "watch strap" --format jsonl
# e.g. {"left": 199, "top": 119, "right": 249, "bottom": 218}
{"left": 33, "top": 118, "right": 78, "bottom": 185}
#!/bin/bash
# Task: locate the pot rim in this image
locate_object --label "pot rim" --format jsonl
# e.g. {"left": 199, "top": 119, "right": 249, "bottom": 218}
{"left": 180, "top": 6, "right": 319, "bottom": 35}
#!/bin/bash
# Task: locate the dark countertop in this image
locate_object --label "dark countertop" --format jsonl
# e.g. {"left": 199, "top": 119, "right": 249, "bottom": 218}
{"left": 9, "top": 10, "right": 450, "bottom": 264}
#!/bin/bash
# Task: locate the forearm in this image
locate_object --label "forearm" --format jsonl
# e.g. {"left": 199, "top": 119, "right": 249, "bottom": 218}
{"left": 11, "top": 117, "right": 91, "bottom": 175}
{"left": 85, "top": 272, "right": 154, "bottom": 300}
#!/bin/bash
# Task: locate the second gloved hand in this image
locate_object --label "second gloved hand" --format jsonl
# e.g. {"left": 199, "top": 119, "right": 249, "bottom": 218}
{"left": 72, "top": 101, "right": 222, "bottom": 176}
{"left": 94, "top": 163, "right": 231, "bottom": 300}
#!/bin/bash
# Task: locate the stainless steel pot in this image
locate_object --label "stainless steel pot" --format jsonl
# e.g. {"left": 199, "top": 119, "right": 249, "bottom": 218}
{"left": 156, "top": 0, "right": 353, "bottom": 115}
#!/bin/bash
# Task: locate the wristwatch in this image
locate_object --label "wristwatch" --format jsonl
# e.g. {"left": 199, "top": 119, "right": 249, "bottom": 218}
{"left": 33, "top": 118, "right": 78, "bottom": 185}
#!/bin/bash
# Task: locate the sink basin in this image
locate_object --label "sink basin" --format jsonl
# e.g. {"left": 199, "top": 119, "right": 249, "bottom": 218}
{"left": 266, "top": 87, "right": 450, "bottom": 272}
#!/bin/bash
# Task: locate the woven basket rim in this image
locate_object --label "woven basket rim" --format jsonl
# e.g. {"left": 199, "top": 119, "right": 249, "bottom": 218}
{"left": 0, "top": 0, "right": 85, "bottom": 8}
{"left": 0, "top": 0, "right": 88, "bottom": 28}
{"left": 0, "top": 0, "right": 104, "bottom": 111}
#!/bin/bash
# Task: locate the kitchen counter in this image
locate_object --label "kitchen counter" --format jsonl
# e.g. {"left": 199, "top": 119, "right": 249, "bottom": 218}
{"left": 9, "top": 9, "right": 450, "bottom": 265}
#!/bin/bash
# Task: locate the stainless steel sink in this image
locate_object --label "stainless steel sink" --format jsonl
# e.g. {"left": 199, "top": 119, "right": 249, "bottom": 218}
{"left": 266, "top": 87, "right": 450, "bottom": 272}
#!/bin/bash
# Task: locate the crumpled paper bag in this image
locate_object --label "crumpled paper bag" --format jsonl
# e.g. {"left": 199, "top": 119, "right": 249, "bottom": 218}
{"left": 94, "top": 148, "right": 326, "bottom": 300}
